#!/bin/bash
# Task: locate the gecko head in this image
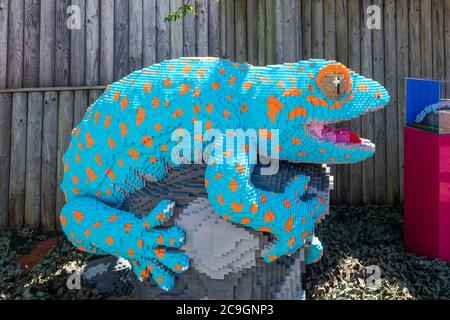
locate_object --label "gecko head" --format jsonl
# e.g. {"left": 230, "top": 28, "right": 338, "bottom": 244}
{"left": 270, "top": 59, "right": 390, "bottom": 164}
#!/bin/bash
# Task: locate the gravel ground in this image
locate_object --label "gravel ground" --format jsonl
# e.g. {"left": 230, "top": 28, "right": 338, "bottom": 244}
{"left": 1, "top": 206, "right": 449, "bottom": 300}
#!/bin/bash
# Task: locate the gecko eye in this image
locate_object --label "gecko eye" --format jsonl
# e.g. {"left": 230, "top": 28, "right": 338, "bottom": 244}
{"left": 316, "top": 64, "right": 352, "bottom": 99}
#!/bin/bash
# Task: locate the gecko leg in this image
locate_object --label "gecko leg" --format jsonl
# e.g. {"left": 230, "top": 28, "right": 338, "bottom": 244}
{"left": 205, "top": 151, "right": 325, "bottom": 263}
{"left": 60, "top": 197, "right": 189, "bottom": 291}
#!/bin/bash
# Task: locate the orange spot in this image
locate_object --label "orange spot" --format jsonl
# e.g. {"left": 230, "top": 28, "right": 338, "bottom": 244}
{"left": 217, "top": 193, "right": 224, "bottom": 205}
{"left": 236, "top": 164, "right": 245, "bottom": 174}
{"left": 93, "top": 222, "right": 101, "bottom": 228}
{"left": 244, "top": 82, "right": 253, "bottom": 90}
{"left": 193, "top": 88, "right": 200, "bottom": 97}
{"left": 284, "top": 199, "right": 292, "bottom": 209}
{"left": 73, "top": 188, "right": 80, "bottom": 195}
{"left": 141, "top": 269, "right": 149, "bottom": 279}
{"left": 307, "top": 95, "right": 328, "bottom": 107}
{"left": 123, "top": 223, "right": 132, "bottom": 233}
{"left": 223, "top": 109, "right": 230, "bottom": 119}
{"left": 288, "top": 106, "right": 307, "bottom": 120}
{"left": 174, "top": 264, "right": 182, "bottom": 271}
{"left": 154, "top": 123, "right": 162, "bottom": 132}
{"left": 198, "top": 68, "right": 205, "bottom": 77}
{"left": 241, "top": 104, "right": 248, "bottom": 112}
{"left": 75, "top": 153, "right": 81, "bottom": 163}
{"left": 142, "top": 136, "right": 153, "bottom": 147}
{"left": 212, "top": 82, "right": 220, "bottom": 90}
{"left": 161, "top": 144, "right": 168, "bottom": 152}
{"left": 260, "top": 194, "right": 267, "bottom": 204}
{"left": 72, "top": 176, "right": 79, "bottom": 184}
{"left": 106, "top": 168, "right": 116, "bottom": 181}
{"left": 302, "top": 231, "right": 308, "bottom": 243}
{"left": 107, "top": 137, "right": 115, "bottom": 148}
{"left": 143, "top": 221, "right": 151, "bottom": 229}
{"left": 127, "top": 248, "right": 134, "bottom": 257}
{"left": 172, "top": 108, "right": 183, "bottom": 119}
{"left": 229, "top": 76, "right": 236, "bottom": 86}
{"left": 117, "top": 123, "right": 128, "bottom": 138}
{"left": 108, "top": 215, "right": 118, "bottom": 223}
{"left": 241, "top": 217, "right": 251, "bottom": 225}
{"left": 113, "top": 92, "right": 120, "bottom": 101}
{"left": 84, "top": 229, "right": 91, "bottom": 237}
{"left": 64, "top": 161, "right": 69, "bottom": 172}
{"left": 164, "top": 79, "right": 173, "bottom": 87}
{"left": 293, "top": 137, "right": 302, "bottom": 145}
{"left": 86, "top": 133, "right": 95, "bottom": 148}
{"left": 94, "top": 111, "right": 100, "bottom": 125}
{"left": 144, "top": 83, "right": 152, "bottom": 94}
{"left": 214, "top": 173, "right": 224, "bottom": 180}
{"left": 358, "top": 85, "right": 368, "bottom": 92}
{"left": 264, "top": 210, "right": 275, "bottom": 223}
{"left": 94, "top": 153, "right": 102, "bottom": 166}
{"left": 106, "top": 236, "right": 114, "bottom": 245}
{"left": 206, "top": 103, "right": 213, "bottom": 114}
{"left": 136, "top": 108, "right": 146, "bottom": 126}
{"left": 152, "top": 96, "right": 160, "bottom": 108}
{"left": 229, "top": 179, "right": 238, "bottom": 192}
{"left": 157, "top": 276, "right": 163, "bottom": 283}
{"left": 120, "top": 96, "right": 128, "bottom": 111}
{"left": 104, "top": 115, "right": 112, "bottom": 128}
{"left": 259, "top": 227, "right": 272, "bottom": 233}
{"left": 180, "top": 84, "right": 191, "bottom": 95}
{"left": 288, "top": 236, "right": 296, "bottom": 248}
{"left": 86, "top": 168, "right": 97, "bottom": 181}
{"left": 250, "top": 203, "right": 258, "bottom": 214}
{"left": 231, "top": 203, "right": 243, "bottom": 213}
{"left": 183, "top": 65, "right": 193, "bottom": 74}
{"left": 128, "top": 148, "right": 139, "bottom": 160}
{"left": 266, "top": 96, "right": 284, "bottom": 122}
{"left": 285, "top": 215, "right": 293, "bottom": 233}
{"left": 154, "top": 248, "right": 165, "bottom": 259}
{"left": 206, "top": 120, "right": 213, "bottom": 130}
{"left": 283, "top": 87, "right": 303, "bottom": 96}
{"left": 117, "top": 159, "right": 124, "bottom": 167}
{"left": 60, "top": 215, "right": 67, "bottom": 227}
{"left": 137, "top": 239, "right": 143, "bottom": 249}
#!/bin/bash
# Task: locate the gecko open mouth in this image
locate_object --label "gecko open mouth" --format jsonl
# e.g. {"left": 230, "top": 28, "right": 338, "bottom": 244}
{"left": 304, "top": 123, "right": 376, "bottom": 152}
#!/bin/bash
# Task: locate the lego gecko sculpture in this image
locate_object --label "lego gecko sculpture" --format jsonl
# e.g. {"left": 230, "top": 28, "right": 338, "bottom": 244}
{"left": 60, "top": 57, "right": 390, "bottom": 291}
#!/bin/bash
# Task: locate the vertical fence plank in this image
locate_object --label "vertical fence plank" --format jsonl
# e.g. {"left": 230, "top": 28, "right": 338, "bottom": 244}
{"left": 70, "top": 0, "right": 86, "bottom": 86}
{"left": 100, "top": 0, "right": 114, "bottom": 84}
{"left": 420, "top": 0, "right": 432, "bottom": 78}
{"left": 208, "top": 0, "right": 221, "bottom": 57}
{"left": 384, "top": 0, "right": 399, "bottom": 204}
{"left": 311, "top": 0, "right": 324, "bottom": 58}
{"left": 301, "top": 0, "right": 312, "bottom": 60}
{"left": 88, "top": 89, "right": 103, "bottom": 105}
{"left": 129, "top": 0, "right": 143, "bottom": 71}
{"left": 56, "top": 91, "right": 73, "bottom": 232}
{"left": 257, "top": 0, "right": 266, "bottom": 65}
{"left": 40, "top": 91, "right": 58, "bottom": 233}
{"left": 265, "top": 0, "right": 275, "bottom": 64}
{"left": 73, "top": 89, "right": 88, "bottom": 127}
{"left": 396, "top": 0, "right": 409, "bottom": 203}
{"left": 24, "top": 0, "right": 40, "bottom": 87}
{"left": 409, "top": 0, "right": 421, "bottom": 78}
{"left": 283, "top": 0, "right": 301, "bottom": 62}
{"left": 235, "top": 0, "right": 247, "bottom": 62}
{"left": 373, "top": 0, "right": 386, "bottom": 204}
{"left": 169, "top": 0, "right": 183, "bottom": 59}
{"left": 361, "top": 0, "right": 375, "bottom": 204}
{"left": 114, "top": 0, "right": 129, "bottom": 79}
{"left": 39, "top": 0, "right": 55, "bottom": 87}
{"left": 156, "top": 0, "right": 170, "bottom": 62}
{"left": 183, "top": 0, "right": 196, "bottom": 57}
{"left": 9, "top": 93, "right": 27, "bottom": 229}
{"left": 432, "top": 0, "right": 445, "bottom": 80}
{"left": 348, "top": 0, "right": 362, "bottom": 205}
{"left": 335, "top": 0, "right": 349, "bottom": 204}
{"left": 246, "top": 0, "right": 258, "bottom": 64}
{"left": 7, "top": 0, "right": 24, "bottom": 88}
{"left": 196, "top": 0, "right": 209, "bottom": 57}
{"left": 143, "top": 0, "right": 156, "bottom": 66}
{"left": 86, "top": 0, "right": 100, "bottom": 85}
{"left": 274, "top": 0, "right": 284, "bottom": 63}
{"left": 0, "top": 0, "right": 8, "bottom": 89}
{"left": 0, "top": 93, "right": 12, "bottom": 228}
{"left": 55, "top": 0, "right": 71, "bottom": 86}
{"left": 25, "top": 92, "right": 43, "bottom": 229}
{"left": 224, "top": 0, "right": 235, "bottom": 59}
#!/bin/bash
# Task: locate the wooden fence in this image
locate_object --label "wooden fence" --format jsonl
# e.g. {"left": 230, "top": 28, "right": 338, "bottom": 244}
{"left": 0, "top": 0, "right": 449, "bottom": 232}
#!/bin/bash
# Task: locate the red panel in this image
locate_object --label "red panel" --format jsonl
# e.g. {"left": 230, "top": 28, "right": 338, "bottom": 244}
{"left": 404, "top": 127, "right": 440, "bottom": 259}
{"left": 439, "top": 136, "right": 450, "bottom": 261}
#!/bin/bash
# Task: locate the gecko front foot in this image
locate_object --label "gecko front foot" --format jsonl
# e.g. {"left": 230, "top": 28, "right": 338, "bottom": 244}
{"left": 205, "top": 151, "right": 325, "bottom": 264}
{"left": 60, "top": 197, "right": 190, "bottom": 291}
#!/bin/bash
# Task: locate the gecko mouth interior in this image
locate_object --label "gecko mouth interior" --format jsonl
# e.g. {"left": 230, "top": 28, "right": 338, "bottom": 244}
{"left": 304, "top": 123, "right": 375, "bottom": 152}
